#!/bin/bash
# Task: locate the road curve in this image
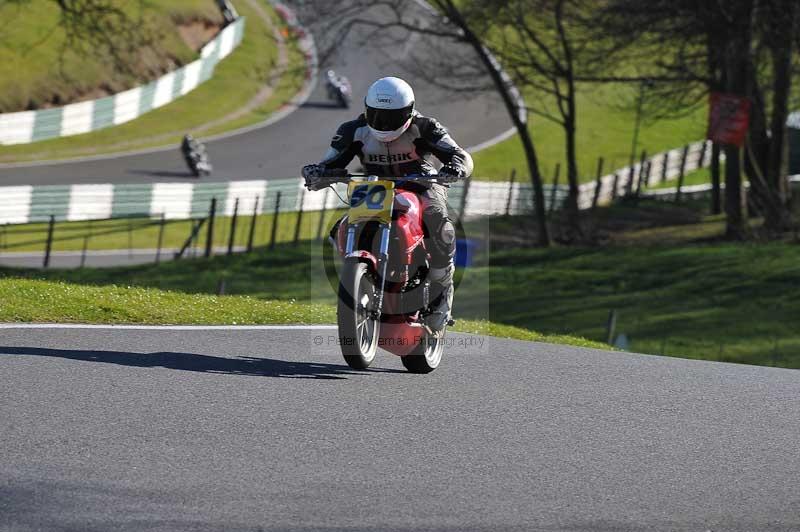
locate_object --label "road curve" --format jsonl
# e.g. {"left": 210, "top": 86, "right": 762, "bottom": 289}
{"left": 1, "top": 326, "right": 799, "bottom": 531}
{"left": 0, "top": 5, "right": 511, "bottom": 186}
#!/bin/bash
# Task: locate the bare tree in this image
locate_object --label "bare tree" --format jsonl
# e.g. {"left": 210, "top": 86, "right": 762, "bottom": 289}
{"left": 596, "top": 0, "right": 797, "bottom": 239}
{"left": 299, "top": 0, "right": 552, "bottom": 246}
{"left": 744, "top": 0, "right": 798, "bottom": 232}
{"left": 487, "top": 0, "right": 602, "bottom": 241}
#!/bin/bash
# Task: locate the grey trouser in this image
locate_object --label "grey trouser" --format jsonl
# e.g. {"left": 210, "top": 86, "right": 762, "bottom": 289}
{"left": 420, "top": 184, "right": 455, "bottom": 285}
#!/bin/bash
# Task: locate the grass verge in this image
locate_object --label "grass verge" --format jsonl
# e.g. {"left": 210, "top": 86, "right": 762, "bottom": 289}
{"left": 0, "top": 0, "right": 307, "bottom": 163}
{"left": 0, "top": 276, "right": 605, "bottom": 351}
{"left": 3, "top": 206, "right": 799, "bottom": 368}
{"left": 0, "top": 277, "right": 334, "bottom": 325}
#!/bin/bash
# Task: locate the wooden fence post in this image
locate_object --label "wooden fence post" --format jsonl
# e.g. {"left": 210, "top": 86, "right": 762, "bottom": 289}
{"left": 675, "top": 144, "right": 690, "bottom": 202}
{"left": 294, "top": 189, "right": 305, "bottom": 245}
{"left": 635, "top": 149, "right": 647, "bottom": 196}
{"left": 127, "top": 218, "right": 133, "bottom": 259}
{"left": 625, "top": 164, "right": 635, "bottom": 196}
{"left": 591, "top": 157, "right": 605, "bottom": 209}
{"left": 205, "top": 197, "right": 216, "bottom": 258}
{"left": 155, "top": 213, "right": 165, "bottom": 264}
{"left": 227, "top": 197, "right": 239, "bottom": 255}
{"left": 643, "top": 160, "right": 653, "bottom": 189}
{"left": 660, "top": 151, "right": 669, "bottom": 184}
{"left": 548, "top": 163, "right": 561, "bottom": 214}
{"left": 43, "top": 215, "right": 55, "bottom": 268}
{"left": 697, "top": 140, "right": 708, "bottom": 168}
{"left": 270, "top": 191, "right": 282, "bottom": 250}
{"left": 611, "top": 172, "right": 620, "bottom": 200}
{"left": 247, "top": 195, "right": 259, "bottom": 252}
{"left": 80, "top": 219, "right": 92, "bottom": 268}
{"left": 505, "top": 169, "right": 516, "bottom": 216}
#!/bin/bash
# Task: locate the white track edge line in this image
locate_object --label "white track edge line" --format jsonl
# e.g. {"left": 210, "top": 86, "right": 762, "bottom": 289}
{"left": 466, "top": 125, "right": 517, "bottom": 154}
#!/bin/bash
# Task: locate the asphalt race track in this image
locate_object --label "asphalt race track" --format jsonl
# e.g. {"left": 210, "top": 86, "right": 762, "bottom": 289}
{"left": 0, "top": 10, "right": 511, "bottom": 186}
{"left": 2, "top": 325, "right": 799, "bottom": 531}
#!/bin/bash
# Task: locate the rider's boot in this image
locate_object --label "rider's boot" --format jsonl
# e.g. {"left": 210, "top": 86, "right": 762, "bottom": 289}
{"left": 425, "top": 263, "right": 454, "bottom": 336}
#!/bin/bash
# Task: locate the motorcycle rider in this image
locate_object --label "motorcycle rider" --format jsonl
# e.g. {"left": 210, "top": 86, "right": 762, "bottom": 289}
{"left": 180, "top": 133, "right": 212, "bottom": 177}
{"left": 302, "top": 76, "right": 473, "bottom": 334}
{"left": 325, "top": 70, "right": 352, "bottom": 106}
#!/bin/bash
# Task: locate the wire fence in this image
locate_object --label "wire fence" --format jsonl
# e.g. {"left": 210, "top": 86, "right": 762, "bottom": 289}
{"left": 0, "top": 137, "right": 721, "bottom": 267}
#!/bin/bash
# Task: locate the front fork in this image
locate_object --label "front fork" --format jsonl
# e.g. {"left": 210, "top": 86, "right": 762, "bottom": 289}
{"left": 345, "top": 223, "right": 391, "bottom": 320}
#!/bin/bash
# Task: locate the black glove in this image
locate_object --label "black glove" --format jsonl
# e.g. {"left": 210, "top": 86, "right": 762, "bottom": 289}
{"left": 437, "top": 163, "right": 465, "bottom": 183}
{"left": 302, "top": 164, "right": 326, "bottom": 190}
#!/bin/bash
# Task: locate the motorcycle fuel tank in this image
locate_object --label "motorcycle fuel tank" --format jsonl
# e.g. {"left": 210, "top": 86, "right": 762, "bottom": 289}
{"left": 391, "top": 189, "right": 425, "bottom": 263}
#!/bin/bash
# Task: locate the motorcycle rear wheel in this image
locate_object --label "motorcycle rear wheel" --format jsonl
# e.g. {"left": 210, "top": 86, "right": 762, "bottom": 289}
{"left": 337, "top": 259, "right": 379, "bottom": 369}
{"left": 401, "top": 328, "right": 445, "bottom": 373}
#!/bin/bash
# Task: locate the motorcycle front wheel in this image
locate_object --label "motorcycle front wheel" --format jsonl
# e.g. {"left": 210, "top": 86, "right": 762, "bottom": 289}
{"left": 401, "top": 328, "right": 445, "bottom": 373}
{"left": 337, "top": 259, "right": 379, "bottom": 369}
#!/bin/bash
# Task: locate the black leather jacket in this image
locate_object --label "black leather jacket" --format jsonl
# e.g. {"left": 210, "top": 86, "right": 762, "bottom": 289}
{"left": 319, "top": 111, "right": 474, "bottom": 178}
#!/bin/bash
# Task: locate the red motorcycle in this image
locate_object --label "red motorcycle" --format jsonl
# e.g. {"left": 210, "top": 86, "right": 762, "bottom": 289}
{"left": 315, "top": 173, "right": 451, "bottom": 373}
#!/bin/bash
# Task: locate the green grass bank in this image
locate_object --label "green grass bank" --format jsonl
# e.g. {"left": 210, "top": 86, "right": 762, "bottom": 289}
{"left": 1, "top": 218, "right": 798, "bottom": 367}
{"left": 0, "top": 0, "right": 307, "bottom": 163}
{"left": 472, "top": 84, "right": 707, "bottom": 182}
{"left": 0, "top": 0, "right": 221, "bottom": 113}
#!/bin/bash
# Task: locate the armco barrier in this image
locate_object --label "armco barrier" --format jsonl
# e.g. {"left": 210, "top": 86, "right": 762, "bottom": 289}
{"left": 0, "top": 137, "right": 714, "bottom": 225}
{"left": 640, "top": 175, "right": 800, "bottom": 202}
{"left": 0, "top": 178, "right": 568, "bottom": 226}
{"left": 578, "top": 140, "right": 713, "bottom": 209}
{"left": 0, "top": 17, "right": 246, "bottom": 146}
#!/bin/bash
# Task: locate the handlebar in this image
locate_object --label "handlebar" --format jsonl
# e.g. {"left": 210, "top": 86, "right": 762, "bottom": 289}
{"left": 312, "top": 172, "right": 447, "bottom": 187}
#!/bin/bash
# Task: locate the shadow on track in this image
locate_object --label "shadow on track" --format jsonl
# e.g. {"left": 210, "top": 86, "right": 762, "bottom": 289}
{"left": 127, "top": 169, "right": 198, "bottom": 178}
{"left": 299, "top": 101, "right": 347, "bottom": 110}
{"left": 0, "top": 346, "right": 403, "bottom": 379}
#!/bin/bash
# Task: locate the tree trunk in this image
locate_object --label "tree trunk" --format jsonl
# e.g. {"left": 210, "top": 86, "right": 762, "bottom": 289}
{"left": 555, "top": 0, "right": 580, "bottom": 241}
{"left": 744, "top": 82, "right": 774, "bottom": 222}
{"left": 742, "top": 3, "right": 793, "bottom": 232}
{"left": 564, "top": 118, "right": 581, "bottom": 239}
{"left": 766, "top": 0, "right": 796, "bottom": 217}
{"left": 767, "top": 43, "right": 791, "bottom": 204}
{"left": 710, "top": 142, "right": 722, "bottom": 214}
{"left": 447, "top": 4, "right": 550, "bottom": 246}
{"left": 722, "top": 0, "right": 753, "bottom": 239}
{"left": 724, "top": 145, "right": 746, "bottom": 239}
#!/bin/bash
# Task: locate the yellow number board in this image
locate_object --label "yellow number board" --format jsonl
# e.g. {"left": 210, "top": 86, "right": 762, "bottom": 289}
{"left": 347, "top": 180, "right": 395, "bottom": 224}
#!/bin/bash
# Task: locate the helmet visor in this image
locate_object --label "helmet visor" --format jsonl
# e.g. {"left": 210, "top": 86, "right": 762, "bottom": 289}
{"left": 366, "top": 105, "right": 413, "bottom": 132}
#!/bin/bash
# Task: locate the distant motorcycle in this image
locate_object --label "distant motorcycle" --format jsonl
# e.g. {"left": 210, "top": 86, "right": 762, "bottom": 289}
{"left": 181, "top": 134, "right": 212, "bottom": 177}
{"left": 311, "top": 171, "right": 452, "bottom": 374}
{"left": 325, "top": 70, "right": 352, "bottom": 109}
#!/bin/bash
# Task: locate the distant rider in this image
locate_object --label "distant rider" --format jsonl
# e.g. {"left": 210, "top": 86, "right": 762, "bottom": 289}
{"left": 302, "top": 76, "right": 473, "bottom": 333}
{"left": 181, "top": 134, "right": 211, "bottom": 177}
{"left": 325, "top": 70, "right": 351, "bottom": 102}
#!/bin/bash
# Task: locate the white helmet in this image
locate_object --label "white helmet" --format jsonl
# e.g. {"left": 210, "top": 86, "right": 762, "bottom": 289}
{"left": 364, "top": 77, "right": 415, "bottom": 143}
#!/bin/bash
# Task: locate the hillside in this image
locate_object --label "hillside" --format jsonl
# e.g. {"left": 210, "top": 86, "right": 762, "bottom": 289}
{"left": 0, "top": 0, "right": 224, "bottom": 113}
